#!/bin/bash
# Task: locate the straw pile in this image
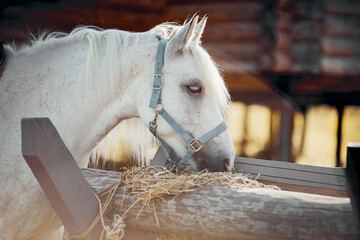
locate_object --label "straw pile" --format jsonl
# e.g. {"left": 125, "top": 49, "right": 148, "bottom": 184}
{"left": 97, "top": 166, "right": 280, "bottom": 240}
{"left": 120, "top": 166, "right": 280, "bottom": 206}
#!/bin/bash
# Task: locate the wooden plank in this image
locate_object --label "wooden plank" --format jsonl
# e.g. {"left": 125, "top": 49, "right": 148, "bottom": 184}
{"left": 290, "top": 41, "right": 322, "bottom": 62}
{"left": 289, "top": 75, "right": 360, "bottom": 93}
{"left": 203, "top": 22, "right": 263, "bottom": 43}
{"left": 21, "top": 118, "right": 103, "bottom": 239}
{"left": 346, "top": 142, "right": 360, "bottom": 226}
{"left": 278, "top": 101, "right": 294, "bottom": 162}
{"left": 292, "top": 20, "right": 322, "bottom": 40}
{"left": 259, "top": 180, "right": 349, "bottom": 198}
{"left": 323, "top": 15, "right": 360, "bottom": 37}
{"left": 166, "top": 2, "right": 264, "bottom": 22}
{"left": 89, "top": 10, "right": 164, "bottom": 31}
{"left": 321, "top": 56, "right": 360, "bottom": 76}
{"left": 325, "top": 0, "right": 360, "bottom": 17}
{"left": 205, "top": 44, "right": 279, "bottom": 93}
{"left": 83, "top": 168, "right": 360, "bottom": 240}
{"left": 93, "top": 0, "right": 166, "bottom": 11}
{"left": 235, "top": 157, "right": 345, "bottom": 176}
{"left": 209, "top": 42, "right": 268, "bottom": 61}
{"left": 292, "top": 1, "right": 323, "bottom": 19}
{"left": 234, "top": 157, "right": 348, "bottom": 197}
{"left": 322, "top": 37, "right": 360, "bottom": 57}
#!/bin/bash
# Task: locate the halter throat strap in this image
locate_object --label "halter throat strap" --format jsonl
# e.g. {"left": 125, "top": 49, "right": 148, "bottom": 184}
{"left": 148, "top": 39, "right": 228, "bottom": 170}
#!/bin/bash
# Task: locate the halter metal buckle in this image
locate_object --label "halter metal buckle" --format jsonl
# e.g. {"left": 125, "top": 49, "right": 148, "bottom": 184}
{"left": 153, "top": 74, "right": 163, "bottom": 90}
{"left": 188, "top": 139, "right": 203, "bottom": 152}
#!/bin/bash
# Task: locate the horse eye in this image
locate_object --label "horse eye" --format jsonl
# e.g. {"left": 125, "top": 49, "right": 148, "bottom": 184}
{"left": 186, "top": 85, "right": 203, "bottom": 95}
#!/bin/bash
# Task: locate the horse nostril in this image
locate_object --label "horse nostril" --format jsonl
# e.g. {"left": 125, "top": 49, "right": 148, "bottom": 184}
{"left": 223, "top": 158, "right": 231, "bottom": 172}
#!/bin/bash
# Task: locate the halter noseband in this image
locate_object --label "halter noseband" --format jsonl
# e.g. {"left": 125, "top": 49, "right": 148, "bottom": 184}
{"left": 148, "top": 39, "right": 228, "bottom": 170}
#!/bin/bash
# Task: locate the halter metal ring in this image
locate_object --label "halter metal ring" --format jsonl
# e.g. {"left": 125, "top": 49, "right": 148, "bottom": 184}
{"left": 154, "top": 103, "right": 163, "bottom": 113}
{"left": 188, "top": 139, "right": 203, "bottom": 152}
{"left": 153, "top": 74, "right": 163, "bottom": 90}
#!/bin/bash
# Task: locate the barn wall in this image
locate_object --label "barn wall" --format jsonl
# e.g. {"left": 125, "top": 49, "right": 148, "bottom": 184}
{"left": 1, "top": 0, "right": 360, "bottom": 166}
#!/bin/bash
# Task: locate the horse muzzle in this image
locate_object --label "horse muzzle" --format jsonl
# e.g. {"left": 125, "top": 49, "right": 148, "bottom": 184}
{"left": 195, "top": 130, "right": 235, "bottom": 172}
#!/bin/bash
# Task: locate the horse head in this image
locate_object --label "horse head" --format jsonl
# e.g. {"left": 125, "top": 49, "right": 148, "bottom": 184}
{"left": 135, "top": 13, "right": 235, "bottom": 172}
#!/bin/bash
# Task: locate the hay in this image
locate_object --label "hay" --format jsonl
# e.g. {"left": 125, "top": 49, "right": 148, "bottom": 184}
{"left": 98, "top": 166, "right": 280, "bottom": 240}
{"left": 120, "top": 166, "right": 280, "bottom": 206}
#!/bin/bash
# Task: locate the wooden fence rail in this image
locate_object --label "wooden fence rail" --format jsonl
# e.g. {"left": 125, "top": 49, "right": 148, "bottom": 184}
{"left": 83, "top": 168, "right": 359, "bottom": 240}
{"left": 22, "top": 118, "right": 360, "bottom": 240}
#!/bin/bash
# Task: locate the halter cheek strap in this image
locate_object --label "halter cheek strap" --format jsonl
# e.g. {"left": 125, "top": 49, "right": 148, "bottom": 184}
{"left": 148, "top": 39, "right": 228, "bottom": 170}
{"left": 149, "top": 39, "right": 167, "bottom": 108}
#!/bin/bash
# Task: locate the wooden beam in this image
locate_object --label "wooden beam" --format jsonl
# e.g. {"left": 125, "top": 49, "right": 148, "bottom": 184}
{"left": 203, "top": 22, "right": 263, "bottom": 43}
{"left": 323, "top": 15, "right": 360, "bottom": 37}
{"left": 278, "top": 101, "right": 294, "bottom": 162}
{"left": 321, "top": 56, "right": 360, "bottom": 76}
{"left": 204, "top": 44, "right": 277, "bottom": 95}
{"left": 322, "top": 37, "right": 360, "bottom": 57}
{"left": 21, "top": 118, "right": 103, "bottom": 239}
{"left": 83, "top": 168, "right": 359, "bottom": 240}
{"left": 234, "top": 157, "right": 348, "bottom": 197}
{"left": 166, "top": 2, "right": 264, "bottom": 22}
{"left": 207, "top": 42, "right": 268, "bottom": 61}
{"left": 92, "top": 0, "right": 166, "bottom": 11}
{"left": 346, "top": 142, "right": 360, "bottom": 226}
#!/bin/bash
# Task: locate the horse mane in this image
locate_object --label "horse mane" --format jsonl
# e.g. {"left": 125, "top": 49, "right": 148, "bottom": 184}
{"left": 8, "top": 23, "right": 230, "bottom": 167}
{"left": 7, "top": 23, "right": 179, "bottom": 92}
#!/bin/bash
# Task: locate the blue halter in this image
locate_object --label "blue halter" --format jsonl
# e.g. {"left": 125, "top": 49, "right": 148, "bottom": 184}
{"left": 149, "top": 39, "right": 228, "bottom": 170}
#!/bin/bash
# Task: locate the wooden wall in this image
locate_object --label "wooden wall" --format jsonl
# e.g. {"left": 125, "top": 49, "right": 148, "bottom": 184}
{"left": 2, "top": 0, "right": 359, "bottom": 163}
{"left": 1, "top": 0, "right": 359, "bottom": 96}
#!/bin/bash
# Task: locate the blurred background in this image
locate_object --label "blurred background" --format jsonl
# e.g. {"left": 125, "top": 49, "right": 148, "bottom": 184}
{"left": 2, "top": 0, "right": 360, "bottom": 168}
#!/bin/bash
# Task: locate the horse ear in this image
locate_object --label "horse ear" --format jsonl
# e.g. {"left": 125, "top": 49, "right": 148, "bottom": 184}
{"left": 168, "top": 13, "right": 199, "bottom": 53}
{"left": 193, "top": 14, "right": 208, "bottom": 44}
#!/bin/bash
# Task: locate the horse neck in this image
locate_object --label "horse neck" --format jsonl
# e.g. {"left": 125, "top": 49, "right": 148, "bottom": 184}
{"left": 7, "top": 38, "right": 138, "bottom": 167}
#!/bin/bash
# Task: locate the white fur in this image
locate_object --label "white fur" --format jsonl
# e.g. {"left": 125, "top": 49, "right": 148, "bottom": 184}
{"left": 0, "top": 17, "right": 233, "bottom": 239}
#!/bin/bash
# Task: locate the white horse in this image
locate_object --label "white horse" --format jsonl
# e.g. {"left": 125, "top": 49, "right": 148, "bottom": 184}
{"left": 0, "top": 13, "right": 234, "bottom": 239}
